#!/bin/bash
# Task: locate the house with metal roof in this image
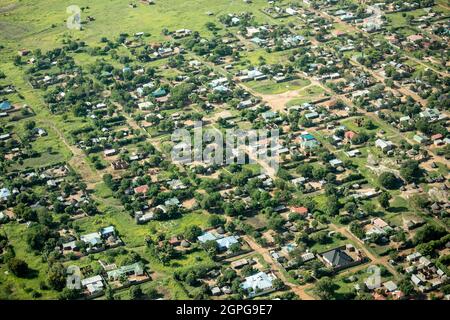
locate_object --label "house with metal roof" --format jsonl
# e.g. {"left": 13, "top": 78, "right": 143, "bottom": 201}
{"left": 329, "top": 158, "right": 343, "bottom": 168}
{"left": 0, "top": 101, "right": 12, "bottom": 111}
{"left": 80, "top": 232, "right": 102, "bottom": 247}
{"left": 375, "top": 138, "right": 393, "bottom": 152}
{"left": 0, "top": 188, "right": 11, "bottom": 201}
{"left": 299, "top": 133, "right": 315, "bottom": 142}
{"left": 261, "top": 110, "right": 278, "bottom": 121}
{"left": 216, "top": 236, "right": 239, "bottom": 251}
{"left": 106, "top": 262, "right": 145, "bottom": 281}
{"left": 241, "top": 272, "right": 277, "bottom": 297}
{"left": 81, "top": 275, "right": 104, "bottom": 296}
{"left": 152, "top": 88, "right": 167, "bottom": 97}
{"left": 321, "top": 246, "right": 359, "bottom": 270}
{"left": 101, "top": 226, "right": 116, "bottom": 238}
{"left": 164, "top": 197, "right": 180, "bottom": 207}
{"left": 197, "top": 232, "right": 217, "bottom": 243}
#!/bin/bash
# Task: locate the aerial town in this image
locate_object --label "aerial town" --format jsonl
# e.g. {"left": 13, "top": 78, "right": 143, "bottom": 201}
{"left": 0, "top": 0, "right": 449, "bottom": 302}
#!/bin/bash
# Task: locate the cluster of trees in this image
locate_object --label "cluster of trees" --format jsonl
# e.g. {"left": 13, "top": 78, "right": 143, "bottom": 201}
{"left": 378, "top": 172, "right": 401, "bottom": 189}
{"left": 400, "top": 160, "right": 422, "bottom": 183}
{"left": 413, "top": 225, "right": 447, "bottom": 246}
{"left": 103, "top": 155, "right": 195, "bottom": 220}
{"left": 184, "top": 34, "right": 233, "bottom": 61}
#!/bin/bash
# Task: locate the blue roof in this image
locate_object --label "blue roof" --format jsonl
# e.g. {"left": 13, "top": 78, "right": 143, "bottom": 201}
{"left": 152, "top": 88, "right": 167, "bottom": 97}
{"left": 0, "top": 101, "right": 11, "bottom": 111}
{"left": 300, "top": 133, "right": 315, "bottom": 141}
{"left": 283, "top": 243, "right": 296, "bottom": 252}
{"left": 101, "top": 226, "right": 115, "bottom": 235}
{"left": 0, "top": 188, "right": 11, "bottom": 199}
{"left": 197, "top": 232, "right": 217, "bottom": 243}
{"left": 216, "top": 236, "right": 239, "bottom": 249}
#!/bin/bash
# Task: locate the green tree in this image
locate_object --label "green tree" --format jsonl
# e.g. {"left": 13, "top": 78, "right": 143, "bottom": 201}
{"left": 58, "top": 288, "right": 81, "bottom": 300}
{"left": 272, "top": 279, "right": 285, "bottom": 291}
{"left": 378, "top": 172, "right": 399, "bottom": 189}
{"left": 398, "top": 278, "right": 415, "bottom": 296}
{"left": 378, "top": 191, "right": 390, "bottom": 209}
{"left": 8, "top": 258, "right": 29, "bottom": 277}
{"left": 268, "top": 215, "right": 284, "bottom": 231}
{"left": 325, "top": 195, "right": 340, "bottom": 216}
{"left": 105, "top": 286, "right": 115, "bottom": 300}
{"left": 400, "top": 160, "right": 422, "bottom": 183}
{"left": 203, "top": 240, "right": 218, "bottom": 257}
{"left": 129, "top": 285, "right": 143, "bottom": 300}
{"left": 47, "top": 263, "right": 67, "bottom": 291}
{"left": 314, "top": 277, "right": 336, "bottom": 300}
{"left": 183, "top": 225, "right": 202, "bottom": 242}
{"left": 413, "top": 225, "right": 446, "bottom": 245}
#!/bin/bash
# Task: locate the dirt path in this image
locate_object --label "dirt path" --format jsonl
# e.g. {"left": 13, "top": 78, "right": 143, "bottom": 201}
{"left": 245, "top": 83, "right": 316, "bottom": 112}
{"left": 42, "top": 120, "right": 101, "bottom": 186}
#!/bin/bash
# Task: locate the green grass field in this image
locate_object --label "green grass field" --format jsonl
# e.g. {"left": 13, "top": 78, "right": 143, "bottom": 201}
{"left": 0, "top": 222, "right": 59, "bottom": 299}
{"left": 286, "top": 85, "right": 328, "bottom": 106}
{"left": 0, "top": 0, "right": 276, "bottom": 55}
{"left": 245, "top": 78, "right": 311, "bottom": 95}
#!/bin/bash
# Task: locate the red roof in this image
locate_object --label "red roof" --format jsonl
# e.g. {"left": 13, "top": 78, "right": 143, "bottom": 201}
{"left": 291, "top": 206, "right": 308, "bottom": 215}
{"left": 431, "top": 133, "right": 443, "bottom": 140}
{"left": 134, "top": 185, "right": 149, "bottom": 194}
{"left": 390, "top": 290, "right": 405, "bottom": 300}
{"left": 407, "top": 34, "right": 423, "bottom": 42}
{"left": 373, "top": 292, "right": 387, "bottom": 300}
{"left": 345, "top": 131, "right": 357, "bottom": 140}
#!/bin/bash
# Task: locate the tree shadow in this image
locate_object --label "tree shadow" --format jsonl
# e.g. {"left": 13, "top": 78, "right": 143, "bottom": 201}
{"left": 387, "top": 206, "right": 408, "bottom": 213}
{"left": 19, "top": 267, "right": 39, "bottom": 279}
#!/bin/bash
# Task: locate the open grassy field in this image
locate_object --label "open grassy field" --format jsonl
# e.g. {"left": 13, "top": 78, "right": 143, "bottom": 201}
{"left": 386, "top": 9, "right": 428, "bottom": 29}
{"left": 245, "top": 78, "right": 311, "bottom": 95}
{"left": 242, "top": 48, "right": 292, "bottom": 66}
{"left": 0, "top": 0, "right": 276, "bottom": 55}
{"left": 286, "top": 85, "right": 328, "bottom": 106}
{"left": 0, "top": 222, "right": 59, "bottom": 299}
